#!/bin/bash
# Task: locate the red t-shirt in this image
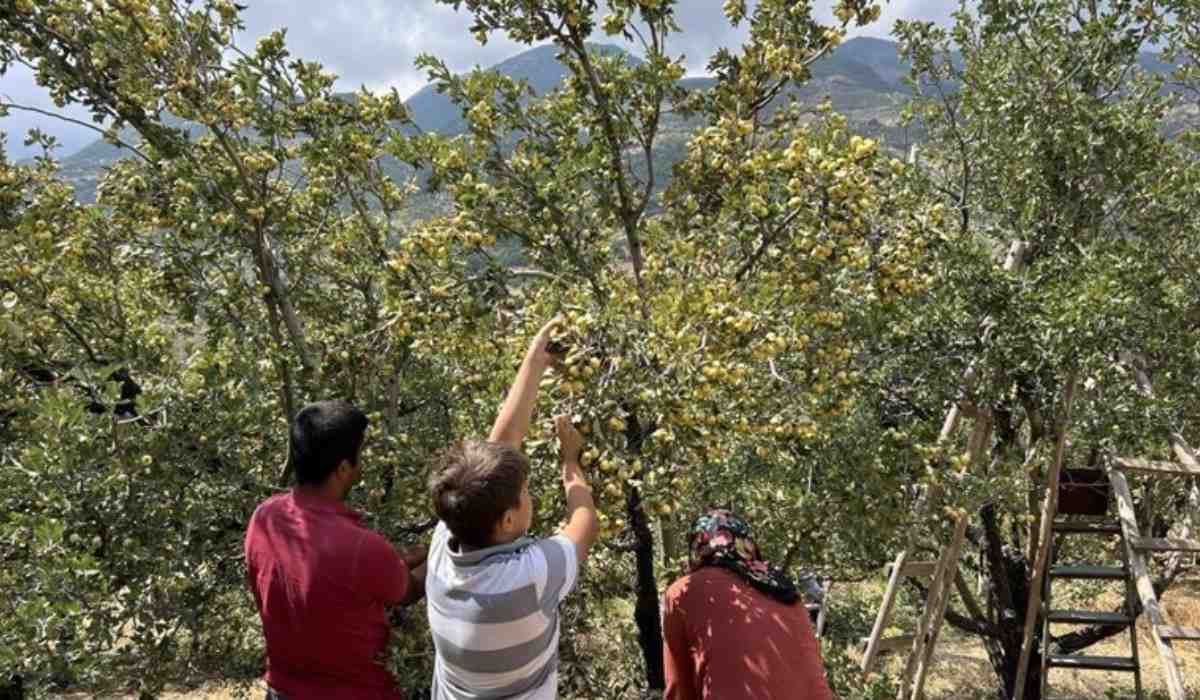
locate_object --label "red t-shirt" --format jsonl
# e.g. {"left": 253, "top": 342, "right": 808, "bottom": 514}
{"left": 662, "top": 567, "right": 836, "bottom": 700}
{"left": 244, "top": 491, "right": 410, "bottom": 699}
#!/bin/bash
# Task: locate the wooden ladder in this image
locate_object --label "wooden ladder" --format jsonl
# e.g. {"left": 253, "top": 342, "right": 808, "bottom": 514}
{"left": 859, "top": 513, "right": 972, "bottom": 700}
{"left": 861, "top": 240, "right": 1028, "bottom": 700}
{"left": 1108, "top": 447, "right": 1200, "bottom": 700}
{"left": 859, "top": 409, "right": 992, "bottom": 700}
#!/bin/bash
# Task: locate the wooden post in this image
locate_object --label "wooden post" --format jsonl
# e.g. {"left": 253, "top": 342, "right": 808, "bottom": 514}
{"left": 1110, "top": 468, "right": 1189, "bottom": 700}
{"left": 1013, "top": 373, "right": 1077, "bottom": 700}
{"left": 862, "top": 550, "right": 910, "bottom": 673}
{"left": 815, "top": 579, "right": 831, "bottom": 639}
{"left": 906, "top": 513, "right": 970, "bottom": 700}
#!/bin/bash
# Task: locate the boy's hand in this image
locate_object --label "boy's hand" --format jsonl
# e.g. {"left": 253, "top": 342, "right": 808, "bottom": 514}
{"left": 529, "top": 316, "right": 566, "bottom": 372}
{"left": 555, "top": 414, "right": 586, "bottom": 475}
{"left": 398, "top": 544, "right": 428, "bottom": 570}
{"left": 490, "top": 315, "right": 566, "bottom": 449}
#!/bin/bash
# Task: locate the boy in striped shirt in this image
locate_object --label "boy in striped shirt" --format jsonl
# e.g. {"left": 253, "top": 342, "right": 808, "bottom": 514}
{"left": 426, "top": 318, "right": 599, "bottom": 699}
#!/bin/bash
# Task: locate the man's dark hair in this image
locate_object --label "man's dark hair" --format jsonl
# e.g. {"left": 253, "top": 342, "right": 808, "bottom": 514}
{"left": 290, "top": 400, "right": 369, "bottom": 486}
{"left": 430, "top": 441, "right": 529, "bottom": 549}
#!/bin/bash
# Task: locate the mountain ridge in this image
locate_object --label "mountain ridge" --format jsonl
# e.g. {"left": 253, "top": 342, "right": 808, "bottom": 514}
{"left": 45, "top": 37, "right": 1184, "bottom": 203}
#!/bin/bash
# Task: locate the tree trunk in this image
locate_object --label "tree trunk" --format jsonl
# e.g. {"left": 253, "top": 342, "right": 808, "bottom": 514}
{"left": 0, "top": 675, "right": 22, "bottom": 700}
{"left": 991, "top": 574, "right": 1044, "bottom": 700}
{"left": 626, "top": 484, "right": 665, "bottom": 690}
{"left": 981, "top": 503, "right": 1044, "bottom": 700}
{"left": 994, "top": 635, "right": 1042, "bottom": 700}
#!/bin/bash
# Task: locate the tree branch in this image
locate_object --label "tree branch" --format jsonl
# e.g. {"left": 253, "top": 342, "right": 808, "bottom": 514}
{"left": 393, "top": 516, "right": 438, "bottom": 537}
{"left": 735, "top": 202, "right": 807, "bottom": 281}
{"left": 557, "top": 19, "right": 649, "bottom": 315}
{"left": 910, "top": 577, "right": 997, "bottom": 638}
{"left": 943, "top": 606, "right": 998, "bottom": 638}
{"left": 0, "top": 100, "right": 153, "bottom": 165}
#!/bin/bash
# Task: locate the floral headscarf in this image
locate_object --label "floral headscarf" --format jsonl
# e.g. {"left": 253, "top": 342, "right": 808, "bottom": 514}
{"left": 687, "top": 508, "right": 799, "bottom": 604}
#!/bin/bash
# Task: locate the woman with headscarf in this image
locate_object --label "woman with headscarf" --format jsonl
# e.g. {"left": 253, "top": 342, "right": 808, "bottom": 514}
{"left": 661, "top": 509, "right": 836, "bottom": 700}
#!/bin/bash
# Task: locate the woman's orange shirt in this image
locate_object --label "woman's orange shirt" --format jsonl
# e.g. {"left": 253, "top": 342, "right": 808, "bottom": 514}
{"left": 662, "top": 566, "right": 836, "bottom": 700}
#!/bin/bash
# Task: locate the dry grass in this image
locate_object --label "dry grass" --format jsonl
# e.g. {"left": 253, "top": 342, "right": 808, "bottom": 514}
{"left": 56, "top": 684, "right": 263, "bottom": 700}
{"left": 55, "top": 578, "right": 1200, "bottom": 700}
{"left": 898, "top": 576, "right": 1200, "bottom": 700}
{"left": 154, "top": 686, "right": 263, "bottom": 700}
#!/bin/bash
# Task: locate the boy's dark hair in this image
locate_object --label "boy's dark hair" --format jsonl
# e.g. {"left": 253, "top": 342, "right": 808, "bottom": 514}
{"left": 430, "top": 441, "right": 529, "bottom": 549}
{"left": 290, "top": 400, "right": 369, "bottom": 485}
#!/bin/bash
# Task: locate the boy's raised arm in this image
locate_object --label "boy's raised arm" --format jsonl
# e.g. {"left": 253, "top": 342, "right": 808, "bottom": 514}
{"left": 489, "top": 317, "right": 561, "bottom": 449}
{"left": 555, "top": 415, "right": 598, "bottom": 565}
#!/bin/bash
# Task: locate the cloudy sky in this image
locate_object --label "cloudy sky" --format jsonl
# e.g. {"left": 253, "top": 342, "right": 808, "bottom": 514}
{"left": 0, "top": 1, "right": 956, "bottom": 160}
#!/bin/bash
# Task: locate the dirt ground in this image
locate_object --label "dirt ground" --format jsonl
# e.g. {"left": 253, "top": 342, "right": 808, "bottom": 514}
{"left": 911, "top": 577, "right": 1200, "bottom": 700}
{"left": 57, "top": 577, "right": 1200, "bottom": 700}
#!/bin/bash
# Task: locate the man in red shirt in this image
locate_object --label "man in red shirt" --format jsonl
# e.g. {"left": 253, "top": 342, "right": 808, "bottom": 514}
{"left": 245, "top": 400, "right": 427, "bottom": 699}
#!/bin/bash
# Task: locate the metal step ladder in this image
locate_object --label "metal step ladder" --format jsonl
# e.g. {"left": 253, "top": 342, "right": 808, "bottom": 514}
{"left": 1015, "top": 446, "right": 1200, "bottom": 700}
{"left": 1037, "top": 516, "right": 1142, "bottom": 699}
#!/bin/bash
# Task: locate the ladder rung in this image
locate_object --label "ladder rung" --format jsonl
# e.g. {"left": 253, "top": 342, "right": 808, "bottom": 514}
{"left": 1156, "top": 625, "right": 1200, "bottom": 641}
{"left": 1046, "top": 654, "right": 1138, "bottom": 672}
{"left": 1052, "top": 519, "right": 1121, "bottom": 535}
{"left": 1047, "top": 610, "right": 1133, "bottom": 626}
{"left": 1112, "top": 456, "right": 1200, "bottom": 477}
{"left": 859, "top": 634, "right": 914, "bottom": 653}
{"left": 887, "top": 560, "right": 938, "bottom": 578}
{"left": 1131, "top": 536, "right": 1200, "bottom": 553}
{"left": 1049, "top": 565, "right": 1126, "bottom": 580}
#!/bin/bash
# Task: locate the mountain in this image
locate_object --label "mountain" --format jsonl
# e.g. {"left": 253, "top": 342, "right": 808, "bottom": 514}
{"left": 53, "top": 112, "right": 199, "bottom": 203}
{"left": 52, "top": 39, "right": 910, "bottom": 202}
{"left": 406, "top": 43, "right": 641, "bottom": 134}
{"left": 830, "top": 36, "right": 912, "bottom": 87}
{"left": 43, "top": 38, "right": 1188, "bottom": 204}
